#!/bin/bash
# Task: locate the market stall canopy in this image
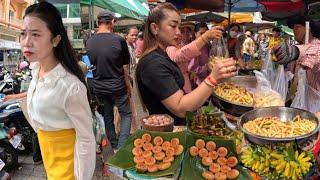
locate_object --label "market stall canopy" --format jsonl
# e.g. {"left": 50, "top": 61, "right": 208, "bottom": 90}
{"left": 215, "top": 13, "right": 253, "bottom": 27}
{"left": 80, "top": 0, "right": 149, "bottom": 20}
{"left": 167, "top": 0, "right": 225, "bottom": 12}
{"left": 185, "top": 12, "right": 226, "bottom": 23}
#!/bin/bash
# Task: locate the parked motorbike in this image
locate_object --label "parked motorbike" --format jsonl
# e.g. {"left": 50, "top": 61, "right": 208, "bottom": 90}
{"left": 0, "top": 100, "right": 33, "bottom": 153}
{"left": 0, "top": 113, "right": 18, "bottom": 169}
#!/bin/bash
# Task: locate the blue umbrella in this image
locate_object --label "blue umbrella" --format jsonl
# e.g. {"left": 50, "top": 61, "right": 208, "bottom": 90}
{"left": 224, "top": 0, "right": 265, "bottom": 32}
{"left": 225, "top": 0, "right": 265, "bottom": 12}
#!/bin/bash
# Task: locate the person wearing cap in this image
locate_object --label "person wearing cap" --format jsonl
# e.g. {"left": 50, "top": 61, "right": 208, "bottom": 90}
{"left": 86, "top": 10, "right": 132, "bottom": 150}
{"left": 166, "top": 22, "right": 224, "bottom": 93}
{"left": 242, "top": 30, "right": 256, "bottom": 63}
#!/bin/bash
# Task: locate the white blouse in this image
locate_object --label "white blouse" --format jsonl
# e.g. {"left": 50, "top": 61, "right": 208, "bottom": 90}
{"left": 27, "top": 62, "right": 96, "bottom": 180}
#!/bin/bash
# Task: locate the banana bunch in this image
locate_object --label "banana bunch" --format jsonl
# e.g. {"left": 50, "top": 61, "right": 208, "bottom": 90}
{"left": 270, "top": 151, "right": 313, "bottom": 180}
{"left": 241, "top": 146, "right": 272, "bottom": 175}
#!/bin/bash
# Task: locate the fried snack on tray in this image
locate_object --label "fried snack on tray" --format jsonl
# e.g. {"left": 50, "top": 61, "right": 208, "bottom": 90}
{"left": 243, "top": 115, "right": 316, "bottom": 138}
{"left": 214, "top": 83, "right": 253, "bottom": 106}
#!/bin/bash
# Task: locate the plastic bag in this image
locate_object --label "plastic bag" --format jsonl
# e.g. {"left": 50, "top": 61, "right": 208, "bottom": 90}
{"left": 261, "top": 50, "right": 276, "bottom": 83}
{"left": 209, "top": 38, "right": 229, "bottom": 60}
{"left": 291, "top": 69, "right": 320, "bottom": 113}
{"left": 272, "top": 65, "right": 294, "bottom": 102}
{"left": 253, "top": 70, "right": 284, "bottom": 108}
{"left": 92, "top": 110, "right": 106, "bottom": 144}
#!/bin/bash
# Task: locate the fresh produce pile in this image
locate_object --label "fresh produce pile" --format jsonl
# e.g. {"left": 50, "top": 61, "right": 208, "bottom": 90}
{"left": 241, "top": 144, "right": 314, "bottom": 180}
{"left": 188, "top": 104, "right": 233, "bottom": 137}
{"left": 189, "top": 139, "right": 240, "bottom": 180}
{"left": 132, "top": 133, "right": 184, "bottom": 173}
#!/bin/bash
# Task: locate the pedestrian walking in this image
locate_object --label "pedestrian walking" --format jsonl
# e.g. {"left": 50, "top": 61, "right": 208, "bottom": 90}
{"left": 86, "top": 11, "right": 132, "bottom": 150}
{"left": 21, "top": 2, "right": 96, "bottom": 179}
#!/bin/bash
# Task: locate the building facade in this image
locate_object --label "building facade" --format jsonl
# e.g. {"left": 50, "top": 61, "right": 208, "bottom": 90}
{"left": 0, "top": 0, "right": 33, "bottom": 69}
{"left": 54, "top": 3, "right": 84, "bottom": 49}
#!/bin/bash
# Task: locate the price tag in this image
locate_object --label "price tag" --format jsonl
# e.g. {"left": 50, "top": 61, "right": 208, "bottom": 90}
{"left": 9, "top": 134, "right": 22, "bottom": 149}
{"left": 0, "top": 159, "right": 5, "bottom": 171}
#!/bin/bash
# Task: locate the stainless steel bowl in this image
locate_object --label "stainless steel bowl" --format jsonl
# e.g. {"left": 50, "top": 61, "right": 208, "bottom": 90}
{"left": 211, "top": 76, "right": 257, "bottom": 117}
{"left": 239, "top": 107, "right": 320, "bottom": 145}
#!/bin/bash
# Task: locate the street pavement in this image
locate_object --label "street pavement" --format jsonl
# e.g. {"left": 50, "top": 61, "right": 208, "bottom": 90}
{"left": 9, "top": 77, "right": 148, "bottom": 180}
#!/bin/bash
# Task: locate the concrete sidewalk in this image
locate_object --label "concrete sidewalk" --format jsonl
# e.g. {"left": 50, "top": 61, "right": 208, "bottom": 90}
{"left": 10, "top": 153, "right": 107, "bottom": 180}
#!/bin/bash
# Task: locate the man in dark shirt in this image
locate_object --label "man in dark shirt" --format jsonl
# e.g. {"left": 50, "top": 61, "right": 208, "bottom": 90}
{"left": 86, "top": 11, "right": 132, "bottom": 149}
{"left": 136, "top": 48, "right": 186, "bottom": 125}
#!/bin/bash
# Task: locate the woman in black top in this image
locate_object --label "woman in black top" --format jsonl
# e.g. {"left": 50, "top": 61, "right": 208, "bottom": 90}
{"left": 136, "top": 3, "right": 237, "bottom": 125}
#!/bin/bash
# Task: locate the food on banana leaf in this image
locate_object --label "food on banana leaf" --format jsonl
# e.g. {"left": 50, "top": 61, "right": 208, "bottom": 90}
{"left": 189, "top": 139, "right": 240, "bottom": 180}
{"left": 189, "top": 104, "right": 233, "bottom": 137}
{"left": 132, "top": 133, "right": 184, "bottom": 173}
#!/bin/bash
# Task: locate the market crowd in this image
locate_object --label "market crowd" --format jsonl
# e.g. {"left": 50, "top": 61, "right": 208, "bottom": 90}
{"left": 4, "top": 1, "right": 320, "bottom": 179}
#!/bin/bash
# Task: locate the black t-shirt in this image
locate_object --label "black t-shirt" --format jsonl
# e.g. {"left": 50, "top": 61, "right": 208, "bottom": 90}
{"left": 136, "top": 48, "right": 186, "bottom": 125}
{"left": 86, "top": 33, "right": 130, "bottom": 95}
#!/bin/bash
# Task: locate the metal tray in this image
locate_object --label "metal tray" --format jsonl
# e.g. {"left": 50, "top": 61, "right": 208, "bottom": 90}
{"left": 211, "top": 76, "right": 257, "bottom": 117}
{"left": 238, "top": 107, "right": 320, "bottom": 145}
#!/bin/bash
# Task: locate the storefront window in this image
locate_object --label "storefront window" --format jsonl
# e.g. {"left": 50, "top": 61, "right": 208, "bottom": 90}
{"left": 55, "top": 4, "right": 68, "bottom": 18}
{"left": 69, "top": 4, "right": 80, "bottom": 18}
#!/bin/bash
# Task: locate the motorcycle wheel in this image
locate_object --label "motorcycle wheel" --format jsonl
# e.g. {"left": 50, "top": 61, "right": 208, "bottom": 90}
{"left": 0, "top": 143, "right": 18, "bottom": 169}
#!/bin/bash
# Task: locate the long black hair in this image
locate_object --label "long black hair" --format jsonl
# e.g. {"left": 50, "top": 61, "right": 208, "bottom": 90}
{"left": 24, "top": 2, "right": 92, "bottom": 108}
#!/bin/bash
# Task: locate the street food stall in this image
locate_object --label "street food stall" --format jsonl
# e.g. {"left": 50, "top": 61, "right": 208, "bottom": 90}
{"left": 104, "top": 1, "right": 320, "bottom": 179}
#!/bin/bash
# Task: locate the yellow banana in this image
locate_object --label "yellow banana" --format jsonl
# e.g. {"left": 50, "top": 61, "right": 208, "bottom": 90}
{"left": 289, "top": 161, "right": 298, "bottom": 169}
{"left": 271, "top": 159, "right": 280, "bottom": 166}
{"left": 295, "top": 150, "right": 299, "bottom": 160}
{"left": 258, "top": 163, "right": 265, "bottom": 172}
{"left": 270, "top": 152, "right": 283, "bottom": 159}
{"left": 275, "top": 160, "right": 286, "bottom": 172}
{"left": 299, "top": 156, "right": 311, "bottom": 163}
{"left": 253, "top": 161, "right": 260, "bottom": 171}
{"left": 295, "top": 168, "right": 302, "bottom": 178}
{"left": 297, "top": 151, "right": 306, "bottom": 160}
{"left": 291, "top": 169, "right": 296, "bottom": 180}
{"left": 283, "top": 162, "right": 290, "bottom": 177}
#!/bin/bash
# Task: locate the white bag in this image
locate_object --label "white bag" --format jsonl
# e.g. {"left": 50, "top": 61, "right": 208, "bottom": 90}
{"left": 253, "top": 70, "right": 284, "bottom": 108}
{"left": 93, "top": 110, "right": 106, "bottom": 144}
{"left": 261, "top": 51, "right": 276, "bottom": 83}
{"left": 291, "top": 69, "right": 320, "bottom": 113}
{"left": 272, "top": 65, "right": 294, "bottom": 102}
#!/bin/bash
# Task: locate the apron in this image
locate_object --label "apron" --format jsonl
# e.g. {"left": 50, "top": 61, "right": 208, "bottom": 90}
{"left": 37, "top": 128, "right": 76, "bottom": 180}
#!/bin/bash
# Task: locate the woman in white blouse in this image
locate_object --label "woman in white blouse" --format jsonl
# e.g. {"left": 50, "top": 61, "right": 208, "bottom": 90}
{"left": 20, "top": 2, "right": 95, "bottom": 180}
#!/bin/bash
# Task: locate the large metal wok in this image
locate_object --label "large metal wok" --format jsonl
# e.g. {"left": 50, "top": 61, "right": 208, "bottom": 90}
{"left": 238, "top": 107, "right": 320, "bottom": 145}
{"left": 211, "top": 76, "right": 257, "bottom": 117}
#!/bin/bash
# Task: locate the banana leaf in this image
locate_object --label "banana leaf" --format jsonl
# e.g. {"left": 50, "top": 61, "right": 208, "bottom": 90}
{"left": 179, "top": 132, "right": 252, "bottom": 180}
{"left": 106, "top": 129, "right": 186, "bottom": 177}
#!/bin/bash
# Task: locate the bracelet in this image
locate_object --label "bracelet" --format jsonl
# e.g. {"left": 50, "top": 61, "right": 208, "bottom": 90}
{"left": 204, "top": 79, "right": 215, "bottom": 88}
{"left": 207, "top": 76, "right": 218, "bottom": 86}
{"left": 204, "top": 76, "right": 217, "bottom": 88}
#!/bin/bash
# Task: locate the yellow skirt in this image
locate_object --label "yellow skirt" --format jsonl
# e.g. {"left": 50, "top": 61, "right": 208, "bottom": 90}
{"left": 38, "top": 129, "right": 76, "bottom": 180}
